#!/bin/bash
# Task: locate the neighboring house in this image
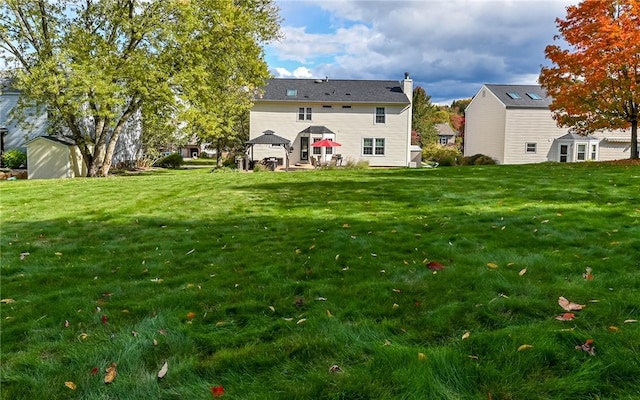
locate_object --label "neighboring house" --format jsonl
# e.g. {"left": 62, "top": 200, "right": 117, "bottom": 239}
{"left": 464, "top": 84, "right": 634, "bottom": 164}
{"left": 1, "top": 75, "right": 48, "bottom": 156}
{"left": 249, "top": 74, "right": 413, "bottom": 167}
{"left": 435, "top": 123, "right": 456, "bottom": 145}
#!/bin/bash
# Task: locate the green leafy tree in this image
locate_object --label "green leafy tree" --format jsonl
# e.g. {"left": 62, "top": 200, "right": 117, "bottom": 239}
{"left": 539, "top": 0, "right": 639, "bottom": 159}
{"left": 412, "top": 87, "right": 438, "bottom": 146}
{"left": 0, "top": 0, "right": 281, "bottom": 176}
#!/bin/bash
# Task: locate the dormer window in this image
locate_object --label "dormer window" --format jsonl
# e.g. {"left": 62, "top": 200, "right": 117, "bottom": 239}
{"left": 286, "top": 89, "right": 297, "bottom": 97}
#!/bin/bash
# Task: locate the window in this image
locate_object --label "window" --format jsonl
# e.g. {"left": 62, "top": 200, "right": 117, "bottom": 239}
{"left": 506, "top": 92, "right": 522, "bottom": 99}
{"left": 375, "top": 107, "right": 386, "bottom": 123}
{"left": 439, "top": 137, "right": 449, "bottom": 145}
{"left": 298, "top": 107, "right": 312, "bottom": 121}
{"left": 590, "top": 144, "right": 597, "bottom": 160}
{"left": 526, "top": 92, "right": 542, "bottom": 100}
{"left": 322, "top": 105, "right": 332, "bottom": 108}
{"left": 286, "top": 89, "right": 297, "bottom": 97}
{"left": 363, "top": 138, "right": 385, "bottom": 155}
{"left": 526, "top": 142, "right": 537, "bottom": 153}
{"left": 577, "top": 144, "right": 586, "bottom": 161}
{"left": 342, "top": 105, "right": 351, "bottom": 109}
{"left": 313, "top": 138, "right": 334, "bottom": 155}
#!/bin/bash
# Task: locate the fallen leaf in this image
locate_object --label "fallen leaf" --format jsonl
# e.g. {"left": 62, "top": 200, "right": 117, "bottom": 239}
{"left": 186, "top": 248, "right": 195, "bottom": 255}
{"left": 518, "top": 344, "right": 533, "bottom": 351}
{"left": 468, "top": 355, "right": 479, "bottom": 360}
{"left": 624, "top": 319, "right": 638, "bottom": 323}
{"left": 342, "top": 223, "right": 350, "bottom": 228}
{"left": 101, "top": 315, "right": 108, "bottom": 324}
{"left": 392, "top": 288, "right": 401, "bottom": 293}
{"left": 132, "top": 331, "right": 138, "bottom": 337}
{"left": 519, "top": 268, "right": 527, "bottom": 276}
{"left": 426, "top": 261, "right": 445, "bottom": 271}
{"left": 153, "top": 339, "right": 158, "bottom": 346}
{"left": 91, "top": 367, "right": 99, "bottom": 375}
{"left": 575, "top": 339, "right": 595, "bottom": 356}
{"left": 158, "top": 329, "right": 167, "bottom": 335}
{"left": 78, "top": 333, "right": 88, "bottom": 340}
{"left": 384, "top": 339, "right": 391, "bottom": 346}
{"left": 55, "top": 252, "right": 63, "bottom": 256}
{"left": 418, "top": 352, "right": 426, "bottom": 361}
{"left": 65, "top": 320, "right": 70, "bottom": 328}
{"left": 326, "top": 309, "right": 332, "bottom": 317}
{"left": 186, "top": 312, "right": 196, "bottom": 320}
{"left": 104, "top": 363, "right": 117, "bottom": 384}
{"left": 462, "top": 332, "right": 471, "bottom": 340}
{"left": 1, "top": 298, "right": 16, "bottom": 304}
{"left": 555, "top": 312, "right": 575, "bottom": 321}
{"left": 507, "top": 262, "right": 515, "bottom": 267}
{"left": 64, "top": 381, "right": 77, "bottom": 390}
{"left": 20, "top": 252, "right": 30, "bottom": 260}
{"left": 487, "top": 262, "right": 498, "bottom": 269}
{"left": 157, "top": 361, "right": 168, "bottom": 379}
{"left": 329, "top": 364, "right": 342, "bottom": 372}
{"left": 608, "top": 326, "right": 619, "bottom": 332}
{"left": 583, "top": 267, "right": 594, "bottom": 280}
{"left": 335, "top": 254, "right": 340, "bottom": 260}
{"left": 392, "top": 303, "right": 399, "bottom": 309}
{"left": 296, "top": 318, "right": 306, "bottom": 325}
{"left": 211, "top": 385, "right": 225, "bottom": 397}
{"left": 268, "top": 306, "right": 275, "bottom": 312}
{"left": 295, "top": 249, "right": 302, "bottom": 254}
{"left": 558, "top": 296, "right": 585, "bottom": 311}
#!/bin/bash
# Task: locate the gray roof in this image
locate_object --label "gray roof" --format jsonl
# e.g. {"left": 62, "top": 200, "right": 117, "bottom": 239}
{"left": 299, "top": 126, "right": 335, "bottom": 135}
{"left": 484, "top": 84, "right": 552, "bottom": 109}
{"left": 256, "top": 78, "right": 410, "bottom": 104}
{"left": 246, "top": 130, "right": 290, "bottom": 145}
{"left": 557, "top": 133, "right": 599, "bottom": 141}
{"left": 435, "top": 123, "right": 455, "bottom": 137}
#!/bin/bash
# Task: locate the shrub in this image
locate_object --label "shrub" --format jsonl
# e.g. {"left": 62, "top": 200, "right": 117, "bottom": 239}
{"left": 474, "top": 155, "right": 496, "bottom": 165}
{"left": 342, "top": 158, "right": 369, "bottom": 169}
{"left": 2, "top": 149, "right": 27, "bottom": 169}
{"left": 154, "top": 152, "right": 183, "bottom": 168}
{"left": 252, "top": 163, "right": 268, "bottom": 172}
{"left": 422, "top": 144, "right": 461, "bottom": 166}
{"left": 461, "top": 154, "right": 496, "bottom": 166}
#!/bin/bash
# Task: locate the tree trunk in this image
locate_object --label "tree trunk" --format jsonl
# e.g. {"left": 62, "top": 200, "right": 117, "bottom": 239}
{"left": 631, "top": 119, "right": 638, "bottom": 159}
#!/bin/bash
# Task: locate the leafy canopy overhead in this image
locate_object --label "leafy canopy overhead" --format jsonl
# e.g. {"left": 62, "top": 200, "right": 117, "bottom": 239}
{"left": 0, "top": 0, "right": 281, "bottom": 176}
{"left": 539, "top": 0, "right": 639, "bottom": 159}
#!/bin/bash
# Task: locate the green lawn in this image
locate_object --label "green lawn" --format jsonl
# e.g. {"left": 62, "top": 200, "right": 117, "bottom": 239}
{"left": 1, "top": 163, "right": 639, "bottom": 399}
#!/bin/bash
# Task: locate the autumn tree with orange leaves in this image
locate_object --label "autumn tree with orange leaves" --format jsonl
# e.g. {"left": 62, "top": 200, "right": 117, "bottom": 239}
{"left": 540, "top": 0, "right": 639, "bottom": 159}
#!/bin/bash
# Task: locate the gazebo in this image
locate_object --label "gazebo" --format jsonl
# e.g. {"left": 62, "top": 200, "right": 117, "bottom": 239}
{"left": 245, "top": 130, "right": 291, "bottom": 171}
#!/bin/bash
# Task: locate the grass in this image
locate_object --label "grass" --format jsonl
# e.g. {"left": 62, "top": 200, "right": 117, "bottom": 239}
{"left": 1, "top": 163, "right": 639, "bottom": 399}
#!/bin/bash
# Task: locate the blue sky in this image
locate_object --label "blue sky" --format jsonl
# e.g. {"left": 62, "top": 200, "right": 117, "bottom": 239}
{"left": 264, "top": 0, "right": 575, "bottom": 105}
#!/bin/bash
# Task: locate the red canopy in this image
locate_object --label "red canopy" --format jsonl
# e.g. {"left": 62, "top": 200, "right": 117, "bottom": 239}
{"left": 311, "top": 139, "right": 341, "bottom": 147}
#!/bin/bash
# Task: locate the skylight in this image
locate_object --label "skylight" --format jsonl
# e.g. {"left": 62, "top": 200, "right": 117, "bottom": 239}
{"left": 526, "top": 92, "right": 543, "bottom": 100}
{"left": 286, "top": 89, "right": 297, "bottom": 97}
{"left": 506, "top": 92, "right": 521, "bottom": 99}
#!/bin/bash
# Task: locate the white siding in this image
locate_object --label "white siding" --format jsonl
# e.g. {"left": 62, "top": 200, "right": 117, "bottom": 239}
{"left": 1, "top": 93, "right": 48, "bottom": 150}
{"left": 464, "top": 87, "right": 507, "bottom": 164}
{"left": 503, "top": 109, "right": 567, "bottom": 164}
{"left": 250, "top": 102, "right": 411, "bottom": 167}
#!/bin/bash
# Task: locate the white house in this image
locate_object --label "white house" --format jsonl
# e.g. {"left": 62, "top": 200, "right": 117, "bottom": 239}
{"left": 464, "top": 84, "right": 635, "bottom": 164}
{"left": 249, "top": 74, "right": 413, "bottom": 167}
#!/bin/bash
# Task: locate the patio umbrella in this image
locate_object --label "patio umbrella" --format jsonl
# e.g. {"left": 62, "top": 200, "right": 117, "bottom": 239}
{"left": 311, "top": 138, "right": 341, "bottom": 147}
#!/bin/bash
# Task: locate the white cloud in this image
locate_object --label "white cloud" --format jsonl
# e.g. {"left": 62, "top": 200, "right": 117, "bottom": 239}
{"left": 268, "top": 0, "right": 574, "bottom": 102}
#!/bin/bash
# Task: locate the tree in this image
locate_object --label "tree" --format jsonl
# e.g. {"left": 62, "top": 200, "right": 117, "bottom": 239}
{"left": 412, "top": 87, "right": 438, "bottom": 146}
{"left": 539, "top": 0, "right": 639, "bottom": 159}
{"left": 0, "top": 0, "right": 281, "bottom": 176}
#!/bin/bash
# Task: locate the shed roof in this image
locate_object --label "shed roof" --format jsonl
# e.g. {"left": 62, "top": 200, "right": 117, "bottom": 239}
{"left": 27, "top": 135, "right": 77, "bottom": 146}
{"left": 256, "top": 78, "right": 410, "bottom": 104}
{"left": 484, "top": 84, "right": 552, "bottom": 109}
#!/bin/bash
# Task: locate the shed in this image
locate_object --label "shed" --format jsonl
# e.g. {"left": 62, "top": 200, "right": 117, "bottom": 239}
{"left": 26, "top": 136, "right": 87, "bottom": 179}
